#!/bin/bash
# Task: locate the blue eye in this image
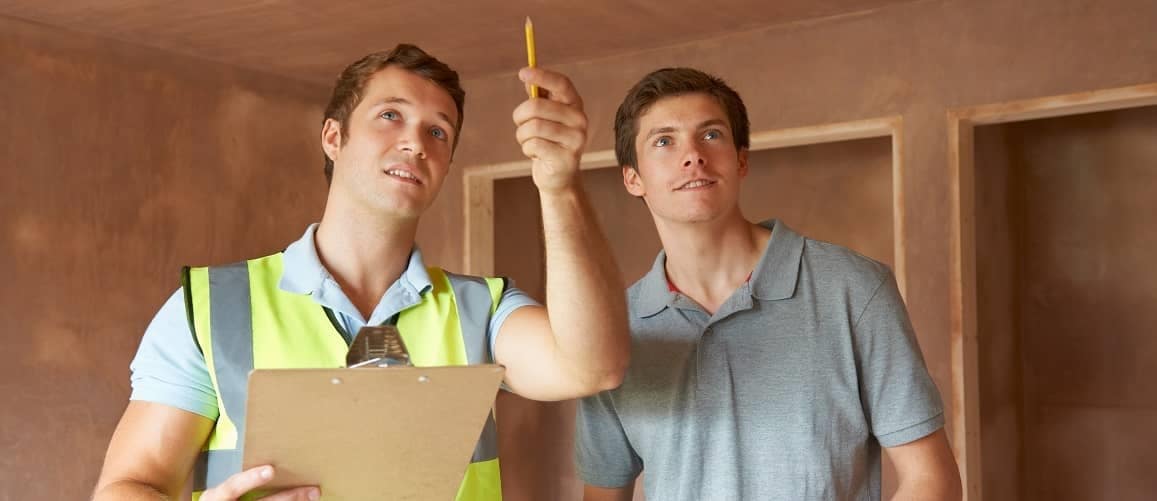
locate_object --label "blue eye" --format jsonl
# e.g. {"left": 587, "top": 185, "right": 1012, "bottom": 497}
{"left": 430, "top": 127, "right": 447, "bottom": 140}
{"left": 380, "top": 110, "right": 399, "bottom": 120}
{"left": 654, "top": 136, "right": 671, "bottom": 147}
{"left": 704, "top": 130, "right": 721, "bottom": 140}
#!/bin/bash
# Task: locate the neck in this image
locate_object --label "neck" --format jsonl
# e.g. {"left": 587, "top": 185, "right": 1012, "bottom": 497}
{"left": 314, "top": 197, "right": 419, "bottom": 320}
{"left": 655, "top": 209, "right": 771, "bottom": 314}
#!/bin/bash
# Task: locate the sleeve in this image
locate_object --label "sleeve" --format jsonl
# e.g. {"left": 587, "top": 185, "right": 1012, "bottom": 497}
{"left": 575, "top": 390, "right": 643, "bottom": 488}
{"left": 128, "top": 288, "right": 220, "bottom": 420}
{"left": 853, "top": 271, "right": 945, "bottom": 448}
{"left": 486, "top": 277, "right": 541, "bottom": 359}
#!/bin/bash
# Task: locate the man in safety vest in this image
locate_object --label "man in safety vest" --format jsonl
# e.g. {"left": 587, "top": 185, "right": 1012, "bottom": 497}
{"left": 93, "top": 44, "right": 629, "bottom": 501}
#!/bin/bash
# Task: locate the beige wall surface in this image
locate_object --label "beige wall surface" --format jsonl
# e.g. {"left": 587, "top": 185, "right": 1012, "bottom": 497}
{"left": 0, "top": 16, "right": 327, "bottom": 500}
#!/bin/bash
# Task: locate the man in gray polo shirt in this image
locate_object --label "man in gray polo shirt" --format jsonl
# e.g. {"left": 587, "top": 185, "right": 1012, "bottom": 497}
{"left": 576, "top": 68, "right": 962, "bottom": 500}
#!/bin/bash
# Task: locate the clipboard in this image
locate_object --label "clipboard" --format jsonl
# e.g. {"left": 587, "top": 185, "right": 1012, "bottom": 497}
{"left": 241, "top": 365, "right": 505, "bottom": 500}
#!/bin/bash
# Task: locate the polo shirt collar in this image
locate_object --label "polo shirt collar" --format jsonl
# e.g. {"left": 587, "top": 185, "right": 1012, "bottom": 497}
{"left": 633, "top": 219, "right": 804, "bottom": 318}
{"left": 750, "top": 219, "right": 804, "bottom": 301}
{"left": 635, "top": 250, "right": 678, "bottom": 318}
{"left": 278, "top": 223, "right": 433, "bottom": 298}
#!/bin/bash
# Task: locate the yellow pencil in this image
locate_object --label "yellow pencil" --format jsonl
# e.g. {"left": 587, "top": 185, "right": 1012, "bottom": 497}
{"left": 525, "top": 16, "right": 538, "bottom": 98}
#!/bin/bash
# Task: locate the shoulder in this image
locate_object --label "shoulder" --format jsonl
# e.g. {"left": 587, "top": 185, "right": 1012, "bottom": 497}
{"left": 436, "top": 268, "right": 508, "bottom": 297}
{"left": 437, "top": 267, "right": 501, "bottom": 284}
{"left": 798, "top": 237, "right": 892, "bottom": 296}
{"left": 183, "top": 253, "right": 282, "bottom": 290}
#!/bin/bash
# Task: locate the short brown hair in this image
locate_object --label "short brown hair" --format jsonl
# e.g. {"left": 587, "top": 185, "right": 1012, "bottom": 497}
{"left": 614, "top": 68, "right": 749, "bottom": 170}
{"left": 322, "top": 44, "right": 466, "bottom": 184}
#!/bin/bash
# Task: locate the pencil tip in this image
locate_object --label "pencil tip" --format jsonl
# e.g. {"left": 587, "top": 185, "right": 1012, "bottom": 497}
{"left": 525, "top": 16, "right": 533, "bottom": 26}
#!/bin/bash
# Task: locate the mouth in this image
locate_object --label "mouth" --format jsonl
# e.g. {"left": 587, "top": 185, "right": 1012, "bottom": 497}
{"left": 382, "top": 167, "right": 423, "bottom": 185}
{"left": 675, "top": 179, "right": 715, "bottom": 191}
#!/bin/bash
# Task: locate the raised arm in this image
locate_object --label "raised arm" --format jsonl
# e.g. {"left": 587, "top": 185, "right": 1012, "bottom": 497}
{"left": 494, "top": 67, "right": 630, "bottom": 401}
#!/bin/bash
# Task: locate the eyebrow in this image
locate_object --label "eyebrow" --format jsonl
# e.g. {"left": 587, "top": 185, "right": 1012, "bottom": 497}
{"left": 644, "top": 119, "right": 729, "bottom": 139}
{"left": 376, "top": 97, "right": 457, "bottom": 130}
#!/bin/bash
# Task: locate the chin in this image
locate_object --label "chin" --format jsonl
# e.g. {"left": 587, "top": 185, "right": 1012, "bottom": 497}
{"left": 681, "top": 202, "right": 727, "bottom": 220}
{"left": 682, "top": 214, "right": 722, "bottom": 224}
{"left": 369, "top": 197, "right": 424, "bottom": 218}
{"left": 660, "top": 209, "right": 724, "bottom": 225}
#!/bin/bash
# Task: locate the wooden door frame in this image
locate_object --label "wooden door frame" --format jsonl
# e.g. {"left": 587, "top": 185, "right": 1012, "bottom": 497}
{"left": 947, "top": 82, "right": 1157, "bottom": 501}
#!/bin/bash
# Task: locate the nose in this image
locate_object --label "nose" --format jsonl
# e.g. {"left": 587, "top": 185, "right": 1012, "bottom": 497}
{"left": 682, "top": 144, "right": 706, "bottom": 168}
{"left": 397, "top": 128, "right": 427, "bottom": 159}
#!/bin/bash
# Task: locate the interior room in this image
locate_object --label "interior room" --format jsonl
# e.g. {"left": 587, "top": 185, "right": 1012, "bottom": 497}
{"left": 2, "top": 0, "right": 1155, "bottom": 499}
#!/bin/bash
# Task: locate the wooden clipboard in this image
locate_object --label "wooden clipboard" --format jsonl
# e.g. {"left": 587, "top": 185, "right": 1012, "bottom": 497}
{"left": 242, "top": 365, "right": 505, "bottom": 500}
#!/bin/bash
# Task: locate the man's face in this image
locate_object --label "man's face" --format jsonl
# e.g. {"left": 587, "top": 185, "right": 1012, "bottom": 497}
{"left": 623, "top": 93, "right": 748, "bottom": 225}
{"left": 322, "top": 65, "right": 459, "bottom": 219}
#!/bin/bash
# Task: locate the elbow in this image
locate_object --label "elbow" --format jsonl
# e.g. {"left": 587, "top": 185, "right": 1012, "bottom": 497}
{"left": 91, "top": 479, "right": 169, "bottom": 501}
{"left": 574, "top": 369, "right": 625, "bottom": 397}
{"left": 592, "top": 341, "right": 630, "bottom": 392}
{"left": 573, "top": 346, "right": 630, "bottom": 396}
{"left": 561, "top": 323, "right": 631, "bottom": 397}
{"left": 603, "top": 334, "right": 631, "bottom": 389}
{"left": 595, "top": 363, "right": 627, "bottom": 392}
{"left": 566, "top": 360, "right": 627, "bottom": 398}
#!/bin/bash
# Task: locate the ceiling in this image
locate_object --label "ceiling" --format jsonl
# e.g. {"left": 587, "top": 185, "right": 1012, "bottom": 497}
{"left": 1, "top": 0, "right": 908, "bottom": 85}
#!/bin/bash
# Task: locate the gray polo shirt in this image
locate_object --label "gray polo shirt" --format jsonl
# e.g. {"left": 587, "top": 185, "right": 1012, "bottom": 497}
{"left": 576, "top": 220, "right": 944, "bottom": 501}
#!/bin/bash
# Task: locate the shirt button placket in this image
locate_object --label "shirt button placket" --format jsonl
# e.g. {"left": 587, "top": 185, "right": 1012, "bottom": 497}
{"left": 695, "top": 325, "right": 714, "bottom": 393}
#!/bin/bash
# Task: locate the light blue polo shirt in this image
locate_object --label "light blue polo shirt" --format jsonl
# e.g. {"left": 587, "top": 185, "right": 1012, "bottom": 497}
{"left": 129, "top": 224, "right": 539, "bottom": 419}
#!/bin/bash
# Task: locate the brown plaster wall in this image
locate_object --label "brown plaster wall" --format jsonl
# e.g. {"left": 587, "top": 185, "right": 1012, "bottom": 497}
{"left": 973, "top": 123, "right": 1025, "bottom": 501}
{"left": 0, "top": 16, "right": 327, "bottom": 500}
{"left": 1014, "top": 106, "right": 1157, "bottom": 500}
{"left": 975, "top": 105, "right": 1157, "bottom": 501}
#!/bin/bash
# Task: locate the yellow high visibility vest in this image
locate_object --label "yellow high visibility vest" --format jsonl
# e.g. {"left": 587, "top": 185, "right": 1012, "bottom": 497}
{"left": 184, "top": 252, "right": 505, "bottom": 500}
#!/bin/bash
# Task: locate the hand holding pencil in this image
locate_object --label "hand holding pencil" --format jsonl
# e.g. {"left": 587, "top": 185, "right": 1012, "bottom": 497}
{"left": 514, "top": 16, "right": 589, "bottom": 194}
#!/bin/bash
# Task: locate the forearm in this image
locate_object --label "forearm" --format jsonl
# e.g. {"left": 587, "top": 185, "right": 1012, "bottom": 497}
{"left": 94, "top": 402, "right": 211, "bottom": 501}
{"left": 890, "top": 477, "right": 962, "bottom": 501}
{"left": 887, "top": 430, "right": 963, "bottom": 501}
{"left": 584, "top": 482, "right": 637, "bottom": 501}
{"left": 539, "top": 185, "right": 630, "bottom": 390}
{"left": 92, "top": 480, "right": 172, "bottom": 501}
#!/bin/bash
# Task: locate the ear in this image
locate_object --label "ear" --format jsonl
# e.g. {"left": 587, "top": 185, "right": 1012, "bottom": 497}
{"left": 321, "top": 118, "right": 343, "bottom": 164}
{"left": 737, "top": 148, "right": 750, "bottom": 178}
{"left": 623, "top": 165, "right": 646, "bottom": 197}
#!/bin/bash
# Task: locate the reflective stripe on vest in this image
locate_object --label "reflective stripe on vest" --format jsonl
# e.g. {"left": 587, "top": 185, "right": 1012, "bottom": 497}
{"left": 184, "top": 253, "right": 505, "bottom": 500}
